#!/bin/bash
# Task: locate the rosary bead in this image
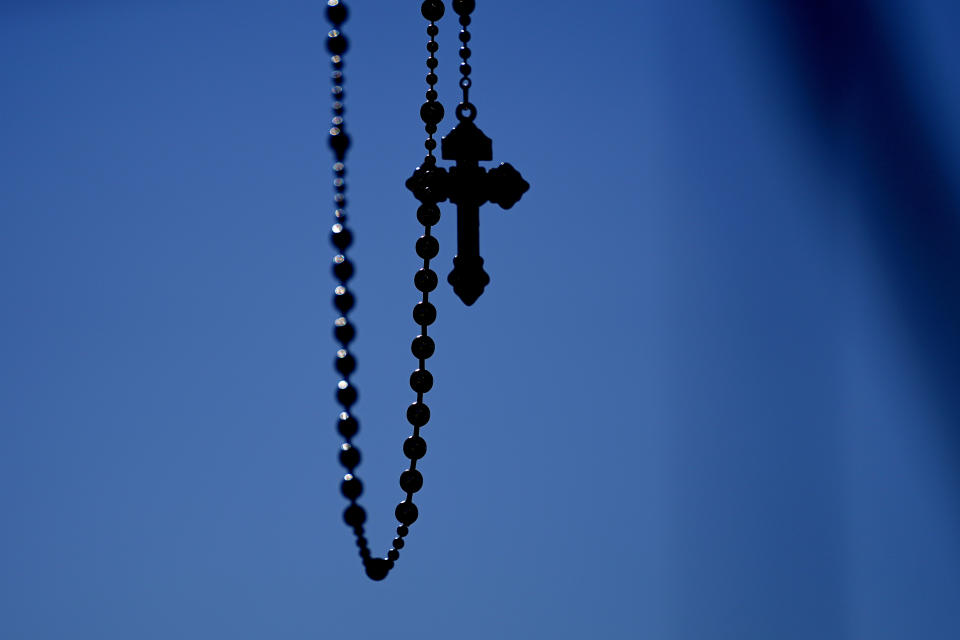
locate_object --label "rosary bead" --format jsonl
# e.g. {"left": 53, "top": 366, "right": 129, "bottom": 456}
{"left": 364, "top": 558, "right": 390, "bottom": 581}
{"left": 417, "top": 204, "right": 441, "bottom": 226}
{"left": 335, "top": 350, "right": 356, "bottom": 375}
{"left": 424, "top": 139, "right": 437, "bottom": 152}
{"left": 426, "top": 24, "right": 439, "bottom": 37}
{"left": 339, "top": 443, "right": 360, "bottom": 469}
{"left": 387, "top": 549, "right": 400, "bottom": 561}
{"left": 334, "top": 318, "right": 356, "bottom": 344}
{"left": 331, "top": 224, "right": 352, "bottom": 250}
{"left": 326, "top": 30, "right": 349, "bottom": 55}
{"left": 426, "top": 72, "right": 438, "bottom": 86}
{"left": 425, "top": 89, "right": 438, "bottom": 101}
{"left": 453, "top": 0, "right": 475, "bottom": 15}
{"left": 410, "top": 368, "right": 434, "bottom": 393}
{"left": 328, "top": 129, "right": 350, "bottom": 161}
{"left": 393, "top": 537, "right": 405, "bottom": 549}
{"left": 337, "top": 412, "right": 359, "bottom": 438}
{"left": 427, "top": 41, "right": 439, "bottom": 53}
{"left": 459, "top": 15, "right": 471, "bottom": 26}
{"left": 416, "top": 236, "right": 440, "bottom": 260}
{"left": 459, "top": 30, "right": 471, "bottom": 43}
{"left": 333, "top": 287, "right": 355, "bottom": 312}
{"left": 421, "top": 0, "right": 445, "bottom": 22}
{"left": 415, "top": 268, "right": 438, "bottom": 292}
{"left": 426, "top": 57, "right": 439, "bottom": 70}
{"left": 413, "top": 300, "right": 437, "bottom": 326}
{"left": 397, "top": 525, "right": 409, "bottom": 537}
{"left": 459, "top": 62, "right": 472, "bottom": 76}
{"left": 337, "top": 380, "right": 358, "bottom": 406}
{"left": 341, "top": 474, "right": 363, "bottom": 500}
{"left": 332, "top": 256, "right": 354, "bottom": 281}
{"left": 403, "top": 435, "right": 428, "bottom": 460}
{"left": 411, "top": 335, "right": 436, "bottom": 359}
{"left": 395, "top": 501, "right": 419, "bottom": 525}
{"left": 400, "top": 469, "right": 424, "bottom": 493}
{"left": 343, "top": 504, "right": 366, "bottom": 527}
{"left": 425, "top": 123, "right": 438, "bottom": 135}
{"left": 326, "top": 0, "right": 348, "bottom": 25}
{"left": 459, "top": 47, "right": 471, "bottom": 60}
{"left": 419, "top": 101, "right": 444, "bottom": 125}
{"left": 406, "top": 402, "right": 431, "bottom": 427}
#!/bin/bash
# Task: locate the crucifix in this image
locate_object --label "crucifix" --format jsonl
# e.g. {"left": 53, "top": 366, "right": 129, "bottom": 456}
{"left": 325, "top": 0, "right": 529, "bottom": 581}
{"left": 406, "top": 111, "right": 529, "bottom": 305}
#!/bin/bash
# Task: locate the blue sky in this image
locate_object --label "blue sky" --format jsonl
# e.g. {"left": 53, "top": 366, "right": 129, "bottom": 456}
{"left": 2, "top": 1, "right": 959, "bottom": 638}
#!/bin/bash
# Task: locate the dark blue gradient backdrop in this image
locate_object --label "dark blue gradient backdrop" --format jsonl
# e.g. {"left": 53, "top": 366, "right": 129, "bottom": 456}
{"left": 2, "top": 1, "right": 959, "bottom": 638}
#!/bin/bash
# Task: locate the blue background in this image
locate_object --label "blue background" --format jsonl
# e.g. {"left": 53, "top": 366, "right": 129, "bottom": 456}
{"left": 2, "top": 1, "right": 960, "bottom": 638}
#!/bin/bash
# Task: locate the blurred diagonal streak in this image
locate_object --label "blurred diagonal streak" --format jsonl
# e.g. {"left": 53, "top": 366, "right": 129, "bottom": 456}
{"left": 766, "top": 0, "right": 960, "bottom": 430}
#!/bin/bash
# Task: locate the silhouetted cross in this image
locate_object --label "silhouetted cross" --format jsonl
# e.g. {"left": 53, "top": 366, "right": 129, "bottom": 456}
{"left": 406, "top": 119, "right": 528, "bottom": 305}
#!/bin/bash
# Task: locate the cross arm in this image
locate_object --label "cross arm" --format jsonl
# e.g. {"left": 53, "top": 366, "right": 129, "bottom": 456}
{"left": 405, "top": 162, "right": 450, "bottom": 204}
{"left": 486, "top": 163, "right": 529, "bottom": 209}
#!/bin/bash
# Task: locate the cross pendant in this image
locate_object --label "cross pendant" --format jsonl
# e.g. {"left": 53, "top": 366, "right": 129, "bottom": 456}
{"left": 406, "top": 119, "right": 529, "bottom": 306}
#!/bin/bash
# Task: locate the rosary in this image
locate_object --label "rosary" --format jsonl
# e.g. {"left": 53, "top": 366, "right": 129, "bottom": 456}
{"left": 324, "top": 0, "right": 529, "bottom": 580}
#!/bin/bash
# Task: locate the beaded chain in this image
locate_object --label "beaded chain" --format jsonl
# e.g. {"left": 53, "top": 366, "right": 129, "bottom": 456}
{"left": 454, "top": 0, "right": 476, "bottom": 122}
{"left": 324, "top": 0, "right": 466, "bottom": 582}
